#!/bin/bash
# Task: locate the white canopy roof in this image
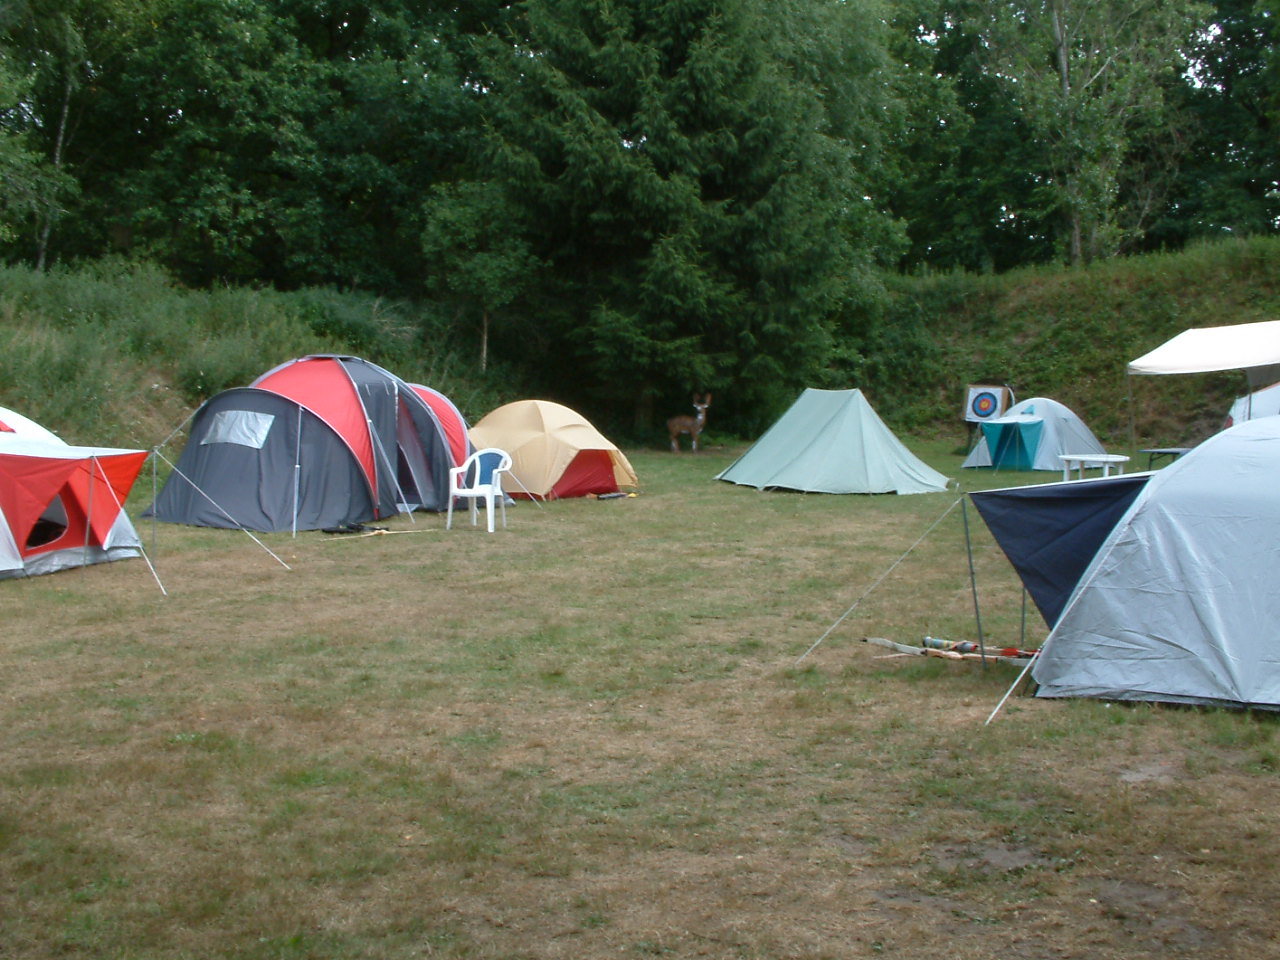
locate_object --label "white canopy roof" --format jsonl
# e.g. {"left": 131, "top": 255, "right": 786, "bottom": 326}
{"left": 1128, "top": 319, "right": 1280, "bottom": 382}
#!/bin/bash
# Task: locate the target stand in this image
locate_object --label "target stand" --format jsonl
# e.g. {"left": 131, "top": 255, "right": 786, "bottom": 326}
{"left": 964, "top": 385, "right": 1013, "bottom": 449}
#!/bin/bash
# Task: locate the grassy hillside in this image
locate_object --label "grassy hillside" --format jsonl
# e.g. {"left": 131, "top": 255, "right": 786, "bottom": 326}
{"left": 863, "top": 236, "right": 1280, "bottom": 448}
{"left": 3, "top": 237, "right": 1279, "bottom": 450}
{"left": 0, "top": 259, "right": 501, "bottom": 449}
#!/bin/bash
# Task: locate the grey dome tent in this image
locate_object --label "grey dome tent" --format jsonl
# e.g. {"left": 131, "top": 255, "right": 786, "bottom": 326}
{"left": 962, "top": 396, "right": 1105, "bottom": 471}
{"left": 715, "top": 388, "right": 949, "bottom": 495}
{"left": 148, "top": 355, "right": 468, "bottom": 533}
{"left": 978, "top": 417, "right": 1280, "bottom": 709}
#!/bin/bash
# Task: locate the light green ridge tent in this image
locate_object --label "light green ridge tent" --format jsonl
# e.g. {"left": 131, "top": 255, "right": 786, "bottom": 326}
{"left": 715, "top": 388, "right": 950, "bottom": 494}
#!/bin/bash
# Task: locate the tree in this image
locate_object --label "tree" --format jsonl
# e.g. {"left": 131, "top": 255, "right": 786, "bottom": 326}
{"left": 0, "top": 49, "right": 65, "bottom": 251}
{"left": 885, "top": 0, "right": 1058, "bottom": 272}
{"left": 75, "top": 0, "right": 475, "bottom": 291}
{"left": 442, "top": 0, "right": 898, "bottom": 428}
{"left": 0, "top": 0, "right": 134, "bottom": 267}
{"left": 964, "top": 0, "right": 1208, "bottom": 264}
{"left": 1149, "top": 0, "right": 1280, "bottom": 244}
{"left": 421, "top": 181, "right": 538, "bottom": 371}
{"left": 1, "top": 0, "right": 477, "bottom": 289}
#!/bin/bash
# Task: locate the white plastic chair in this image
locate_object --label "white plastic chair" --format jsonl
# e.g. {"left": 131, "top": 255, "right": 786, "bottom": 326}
{"left": 447, "top": 448, "right": 512, "bottom": 532}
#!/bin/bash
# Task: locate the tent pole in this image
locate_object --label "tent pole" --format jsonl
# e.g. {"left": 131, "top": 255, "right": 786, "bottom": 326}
{"left": 961, "top": 494, "right": 988, "bottom": 668}
{"left": 1126, "top": 372, "right": 1136, "bottom": 458}
{"left": 94, "top": 455, "right": 167, "bottom": 596}
{"left": 83, "top": 455, "right": 100, "bottom": 576}
{"left": 985, "top": 652, "right": 1039, "bottom": 725}
{"left": 292, "top": 407, "right": 302, "bottom": 538}
{"left": 151, "top": 450, "right": 159, "bottom": 560}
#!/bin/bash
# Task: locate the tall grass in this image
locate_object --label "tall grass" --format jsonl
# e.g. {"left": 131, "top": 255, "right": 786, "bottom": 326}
{"left": 0, "top": 259, "right": 498, "bottom": 446}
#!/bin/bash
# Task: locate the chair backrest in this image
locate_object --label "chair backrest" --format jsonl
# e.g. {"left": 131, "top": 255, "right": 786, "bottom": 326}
{"left": 459, "top": 447, "right": 511, "bottom": 490}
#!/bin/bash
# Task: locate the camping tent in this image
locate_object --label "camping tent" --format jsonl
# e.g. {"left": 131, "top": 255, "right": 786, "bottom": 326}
{"left": 969, "top": 473, "right": 1152, "bottom": 627}
{"left": 468, "top": 399, "right": 638, "bottom": 499}
{"left": 961, "top": 396, "right": 1106, "bottom": 471}
{"left": 1224, "top": 380, "right": 1280, "bottom": 427}
{"left": 0, "top": 406, "right": 147, "bottom": 579}
{"left": 715, "top": 388, "right": 949, "bottom": 494}
{"left": 411, "top": 384, "right": 472, "bottom": 469}
{"left": 147, "top": 355, "right": 469, "bottom": 532}
{"left": 999, "top": 417, "right": 1280, "bottom": 708}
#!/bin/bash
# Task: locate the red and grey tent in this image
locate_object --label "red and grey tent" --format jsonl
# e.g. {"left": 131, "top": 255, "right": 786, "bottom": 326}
{"left": 411, "top": 384, "right": 472, "bottom": 469}
{"left": 147, "top": 355, "right": 472, "bottom": 533}
{"left": 0, "top": 406, "right": 147, "bottom": 579}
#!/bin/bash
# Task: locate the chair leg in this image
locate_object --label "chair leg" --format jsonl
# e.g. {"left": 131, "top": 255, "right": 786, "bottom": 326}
{"left": 446, "top": 497, "right": 454, "bottom": 530}
{"left": 485, "top": 491, "right": 495, "bottom": 533}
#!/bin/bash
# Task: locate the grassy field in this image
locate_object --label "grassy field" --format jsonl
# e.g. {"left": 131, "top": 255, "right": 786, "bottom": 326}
{"left": 3, "top": 442, "right": 1278, "bottom": 959}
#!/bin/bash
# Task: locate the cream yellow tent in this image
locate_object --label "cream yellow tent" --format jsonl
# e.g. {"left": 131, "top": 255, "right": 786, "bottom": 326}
{"left": 469, "top": 400, "right": 638, "bottom": 499}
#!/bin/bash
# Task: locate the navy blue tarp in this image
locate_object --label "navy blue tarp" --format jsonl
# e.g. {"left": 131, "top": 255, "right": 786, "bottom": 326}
{"left": 969, "top": 474, "right": 1151, "bottom": 626}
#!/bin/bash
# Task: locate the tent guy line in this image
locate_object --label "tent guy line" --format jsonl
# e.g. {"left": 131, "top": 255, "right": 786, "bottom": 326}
{"left": 149, "top": 449, "right": 292, "bottom": 570}
{"left": 796, "top": 495, "right": 964, "bottom": 665}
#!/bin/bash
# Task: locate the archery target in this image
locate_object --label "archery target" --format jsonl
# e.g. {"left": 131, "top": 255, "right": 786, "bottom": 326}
{"left": 965, "top": 385, "right": 1011, "bottom": 423}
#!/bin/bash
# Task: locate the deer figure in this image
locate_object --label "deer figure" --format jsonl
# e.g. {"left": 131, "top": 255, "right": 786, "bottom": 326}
{"left": 667, "top": 393, "right": 711, "bottom": 453}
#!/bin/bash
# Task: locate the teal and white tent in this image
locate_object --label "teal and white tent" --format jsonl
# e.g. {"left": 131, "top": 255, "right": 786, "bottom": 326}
{"left": 962, "top": 396, "right": 1105, "bottom": 471}
{"left": 715, "top": 388, "right": 949, "bottom": 495}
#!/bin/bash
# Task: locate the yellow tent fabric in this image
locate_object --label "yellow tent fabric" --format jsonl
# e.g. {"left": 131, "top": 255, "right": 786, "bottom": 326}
{"left": 469, "top": 400, "right": 638, "bottom": 499}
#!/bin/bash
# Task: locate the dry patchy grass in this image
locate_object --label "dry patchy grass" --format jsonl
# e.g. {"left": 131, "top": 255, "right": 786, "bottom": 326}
{"left": 2, "top": 443, "right": 1278, "bottom": 959}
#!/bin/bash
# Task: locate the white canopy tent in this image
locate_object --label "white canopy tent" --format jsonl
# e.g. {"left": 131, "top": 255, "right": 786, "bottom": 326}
{"left": 1226, "top": 380, "right": 1280, "bottom": 426}
{"left": 1128, "top": 319, "right": 1280, "bottom": 387}
{"left": 1126, "top": 319, "right": 1280, "bottom": 450}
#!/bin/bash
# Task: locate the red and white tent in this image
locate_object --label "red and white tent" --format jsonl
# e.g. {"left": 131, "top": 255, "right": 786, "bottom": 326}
{"left": 0, "top": 406, "right": 148, "bottom": 579}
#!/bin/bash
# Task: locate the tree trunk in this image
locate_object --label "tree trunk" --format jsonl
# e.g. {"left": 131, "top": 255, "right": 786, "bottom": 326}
{"left": 1050, "top": 1, "right": 1083, "bottom": 266}
{"left": 36, "top": 73, "right": 74, "bottom": 271}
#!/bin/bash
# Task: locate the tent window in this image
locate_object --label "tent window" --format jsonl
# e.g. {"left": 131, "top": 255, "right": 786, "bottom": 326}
{"left": 202, "top": 410, "right": 275, "bottom": 448}
{"left": 27, "top": 494, "right": 69, "bottom": 547}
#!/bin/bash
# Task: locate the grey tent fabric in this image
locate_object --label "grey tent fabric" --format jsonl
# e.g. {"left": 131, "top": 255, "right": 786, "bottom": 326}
{"left": 962, "top": 397, "right": 1106, "bottom": 471}
{"left": 715, "top": 388, "right": 949, "bottom": 495}
{"left": 1032, "top": 417, "right": 1280, "bottom": 708}
{"left": 148, "top": 389, "right": 371, "bottom": 532}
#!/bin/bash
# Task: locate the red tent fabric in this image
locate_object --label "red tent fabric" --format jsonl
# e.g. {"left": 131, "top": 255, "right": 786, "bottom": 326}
{"left": 411, "top": 384, "right": 472, "bottom": 468}
{"left": 252, "top": 357, "right": 378, "bottom": 492}
{"left": 0, "top": 438, "right": 147, "bottom": 575}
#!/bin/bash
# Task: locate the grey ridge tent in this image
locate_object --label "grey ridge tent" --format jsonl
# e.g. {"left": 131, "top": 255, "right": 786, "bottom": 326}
{"left": 979, "top": 417, "right": 1280, "bottom": 709}
{"left": 715, "top": 388, "right": 949, "bottom": 495}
